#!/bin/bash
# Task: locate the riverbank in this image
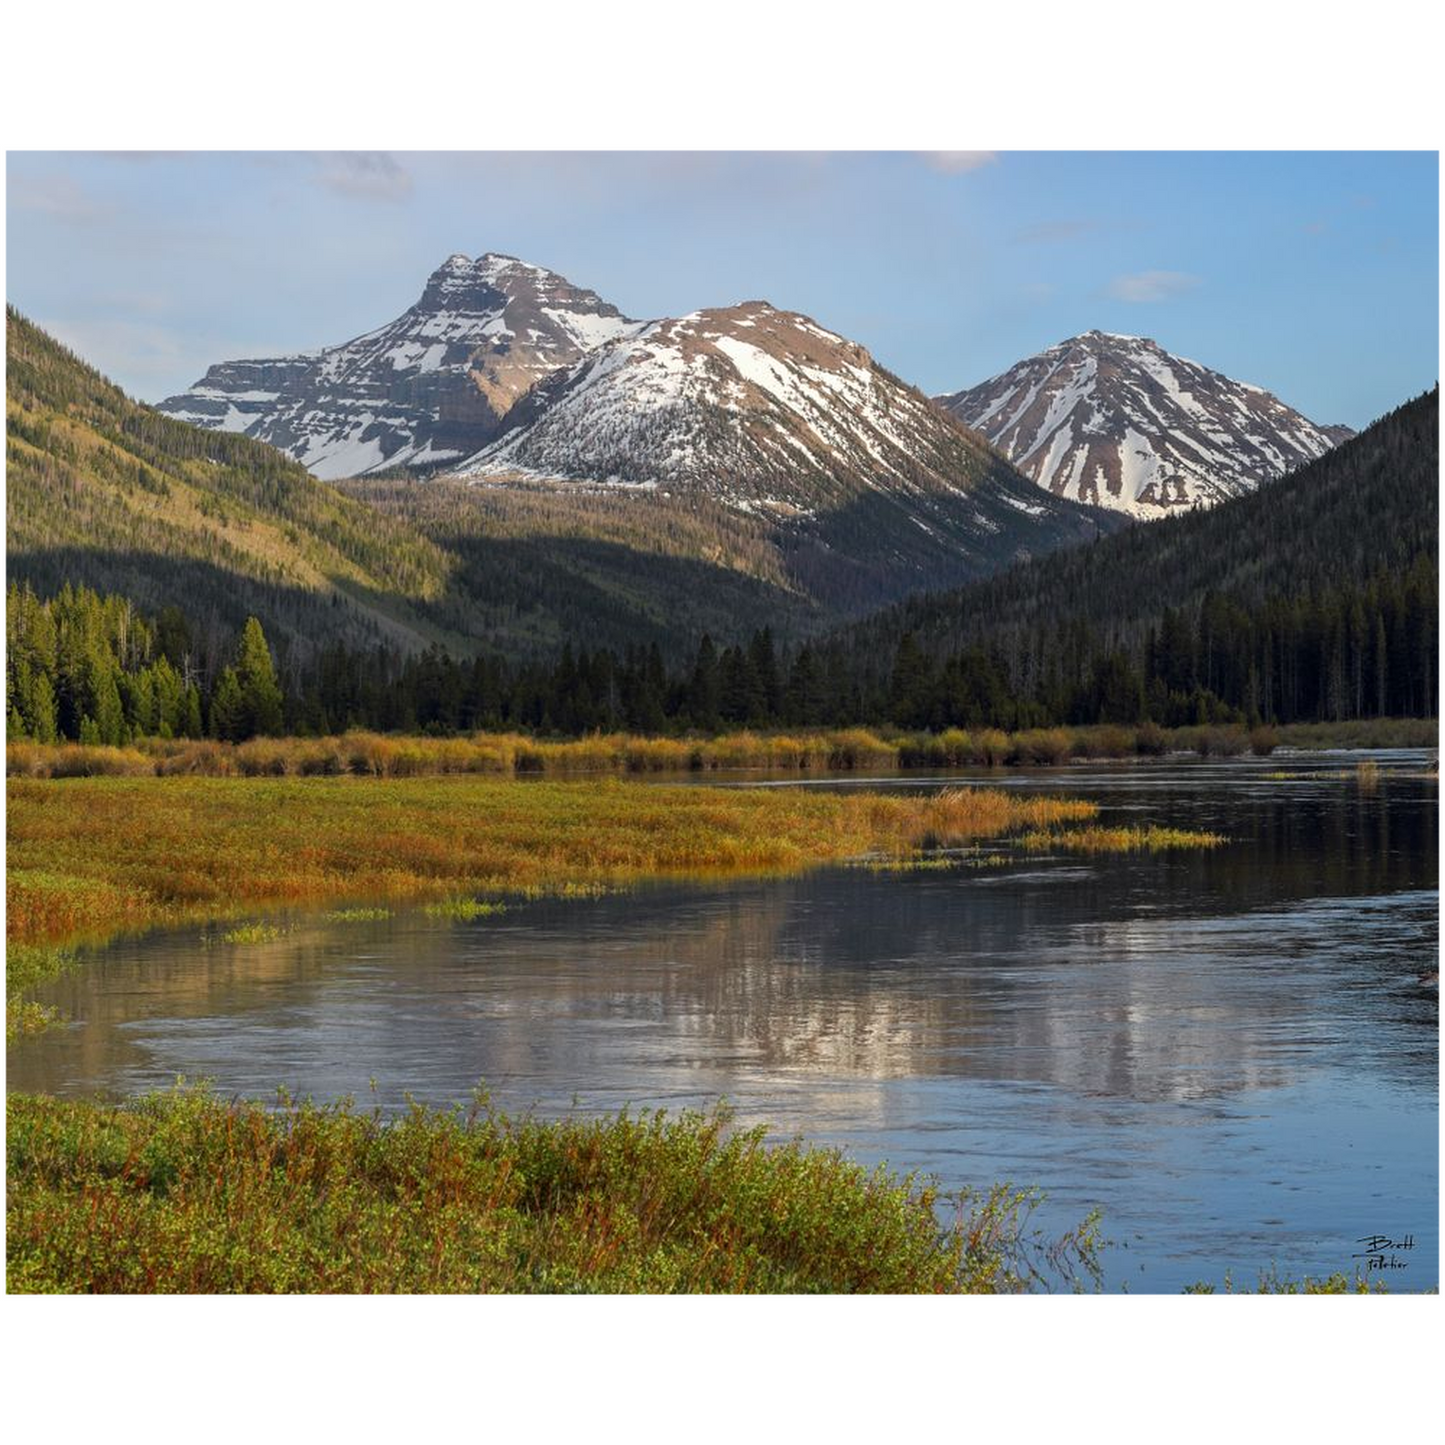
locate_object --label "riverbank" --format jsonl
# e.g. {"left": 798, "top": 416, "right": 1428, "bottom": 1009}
{"left": 5, "top": 1090, "right": 1104, "bottom": 1293}
{"left": 7, "top": 765, "right": 1410, "bottom": 1295}
{"left": 6, "top": 1090, "right": 1391, "bottom": 1294}
{"left": 6, "top": 775, "right": 1102, "bottom": 1035}
{"left": 6, "top": 718, "right": 1436, "bottom": 780}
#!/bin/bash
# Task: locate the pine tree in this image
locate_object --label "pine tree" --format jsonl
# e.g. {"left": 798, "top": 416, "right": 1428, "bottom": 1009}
{"left": 234, "top": 617, "right": 284, "bottom": 737}
{"left": 687, "top": 635, "right": 721, "bottom": 731}
{"left": 182, "top": 684, "right": 204, "bottom": 739}
{"left": 209, "top": 667, "right": 246, "bottom": 742}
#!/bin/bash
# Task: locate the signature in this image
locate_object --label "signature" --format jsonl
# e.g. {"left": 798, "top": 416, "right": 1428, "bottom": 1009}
{"left": 1352, "top": 1234, "right": 1416, "bottom": 1272}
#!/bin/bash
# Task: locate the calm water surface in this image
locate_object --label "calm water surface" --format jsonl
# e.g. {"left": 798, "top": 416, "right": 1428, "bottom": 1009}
{"left": 10, "top": 752, "right": 1438, "bottom": 1292}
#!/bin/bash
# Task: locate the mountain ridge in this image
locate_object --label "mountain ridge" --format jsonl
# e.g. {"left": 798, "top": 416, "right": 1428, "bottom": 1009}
{"left": 158, "top": 253, "right": 641, "bottom": 479}
{"left": 452, "top": 297, "right": 1120, "bottom": 611}
{"left": 833, "top": 386, "right": 1437, "bottom": 680}
{"left": 939, "top": 330, "right": 1352, "bottom": 518}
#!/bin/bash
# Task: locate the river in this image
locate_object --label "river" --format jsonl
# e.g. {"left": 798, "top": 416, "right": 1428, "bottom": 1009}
{"left": 9, "top": 751, "right": 1438, "bottom": 1292}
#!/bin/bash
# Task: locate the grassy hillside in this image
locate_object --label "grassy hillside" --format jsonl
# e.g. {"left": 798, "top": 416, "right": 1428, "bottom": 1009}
{"left": 6, "top": 308, "right": 462, "bottom": 662}
{"left": 341, "top": 476, "right": 822, "bottom": 655}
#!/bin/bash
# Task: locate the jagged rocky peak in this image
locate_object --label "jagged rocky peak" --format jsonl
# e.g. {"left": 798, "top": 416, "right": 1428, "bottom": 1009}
{"left": 158, "top": 252, "right": 640, "bottom": 480}
{"left": 940, "top": 330, "right": 1353, "bottom": 518}
{"left": 415, "top": 251, "right": 630, "bottom": 341}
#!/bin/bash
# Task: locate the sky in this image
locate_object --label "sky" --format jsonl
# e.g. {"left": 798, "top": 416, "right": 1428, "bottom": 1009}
{"left": 5, "top": 150, "right": 1438, "bottom": 429}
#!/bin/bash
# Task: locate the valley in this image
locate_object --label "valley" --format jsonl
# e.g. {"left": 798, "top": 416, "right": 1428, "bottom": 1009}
{"left": 6, "top": 175, "right": 1438, "bottom": 1301}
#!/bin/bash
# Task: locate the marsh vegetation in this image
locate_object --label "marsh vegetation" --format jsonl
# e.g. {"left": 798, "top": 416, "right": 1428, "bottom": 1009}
{"left": 5, "top": 775, "right": 1096, "bottom": 949}
{"left": 6, "top": 1090, "right": 1102, "bottom": 1294}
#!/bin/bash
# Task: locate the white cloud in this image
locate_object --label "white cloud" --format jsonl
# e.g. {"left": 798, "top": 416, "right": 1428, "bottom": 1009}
{"left": 921, "top": 151, "right": 998, "bottom": 174}
{"left": 1107, "top": 269, "right": 1201, "bottom": 303}
{"left": 314, "top": 152, "right": 413, "bottom": 202}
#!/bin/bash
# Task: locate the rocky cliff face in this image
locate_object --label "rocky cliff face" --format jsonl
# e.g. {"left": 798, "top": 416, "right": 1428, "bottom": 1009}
{"left": 939, "top": 331, "right": 1352, "bottom": 518}
{"left": 158, "top": 253, "right": 640, "bottom": 479}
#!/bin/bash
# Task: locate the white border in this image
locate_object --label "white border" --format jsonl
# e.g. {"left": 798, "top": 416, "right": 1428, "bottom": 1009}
{"left": 3, "top": 1, "right": 1441, "bottom": 1439}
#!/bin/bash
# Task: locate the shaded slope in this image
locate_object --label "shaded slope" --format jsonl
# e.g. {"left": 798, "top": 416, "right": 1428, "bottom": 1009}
{"left": 838, "top": 387, "right": 1437, "bottom": 665}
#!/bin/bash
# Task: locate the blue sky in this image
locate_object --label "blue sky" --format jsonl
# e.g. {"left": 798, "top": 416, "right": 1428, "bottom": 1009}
{"left": 6, "top": 150, "right": 1437, "bottom": 428}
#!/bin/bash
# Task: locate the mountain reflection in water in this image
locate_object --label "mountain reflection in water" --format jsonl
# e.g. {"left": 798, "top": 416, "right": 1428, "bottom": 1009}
{"left": 10, "top": 753, "right": 1437, "bottom": 1291}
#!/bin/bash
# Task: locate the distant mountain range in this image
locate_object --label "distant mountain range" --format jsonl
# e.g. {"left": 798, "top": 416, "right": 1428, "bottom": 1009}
{"left": 156, "top": 254, "right": 1122, "bottom": 621}
{"left": 939, "top": 330, "right": 1352, "bottom": 518}
{"left": 15, "top": 251, "right": 1399, "bottom": 675}
{"left": 10, "top": 302, "right": 1114, "bottom": 661}
{"left": 160, "top": 256, "right": 1356, "bottom": 534}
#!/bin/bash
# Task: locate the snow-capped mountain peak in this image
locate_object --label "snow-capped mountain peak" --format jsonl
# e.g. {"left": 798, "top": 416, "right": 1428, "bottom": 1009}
{"left": 460, "top": 299, "right": 979, "bottom": 509}
{"left": 451, "top": 298, "right": 1117, "bottom": 607}
{"left": 940, "top": 331, "right": 1352, "bottom": 517}
{"left": 158, "top": 253, "right": 641, "bottom": 479}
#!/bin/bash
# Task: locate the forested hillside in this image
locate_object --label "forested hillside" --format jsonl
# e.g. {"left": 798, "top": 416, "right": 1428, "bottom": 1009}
{"left": 9, "top": 312, "right": 1117, "bottom": 670}
{"left": 7, "top": 309, "right": 1435, "bottom": 741}
{"left": 827, "top": 389, "right": 1438, "bottom": 727}
{"left": 339, "top": 477, "right": 822, "bottom": 655}
{"left": 6, "top": 308, "right": 458, "bottom": 673}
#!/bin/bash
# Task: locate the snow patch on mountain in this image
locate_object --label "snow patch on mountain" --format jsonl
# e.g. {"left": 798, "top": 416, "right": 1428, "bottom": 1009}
{"left": 159, "top": 253, "right": 640, "bottom": 479}
{"left": 940, "top": 331, "right": 1351, "bottom": 518}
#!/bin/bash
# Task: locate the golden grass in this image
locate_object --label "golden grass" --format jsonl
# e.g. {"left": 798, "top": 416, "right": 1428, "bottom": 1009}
{"left": 5, "top": 730, "right": 895, "bottom": 780}
{"left": 9, "top": 719, "right": 1437, "bottom": 782}
{"left": 6, "top": 776, "right": 1098, "bottom": 949}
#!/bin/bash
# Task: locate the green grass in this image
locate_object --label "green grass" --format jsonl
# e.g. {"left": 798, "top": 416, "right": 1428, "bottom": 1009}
{"left": 217, "top": 923, "right": 286, "bottom": 945}
{"left": 5, "top": 1090, "right": 1102, "bottom": 1295}
{"left": 5, "top": 944, "right": 75, "bottom": 1040}
{"left": 423, "top": 899, "right": 508, "bottom": 920}
{"left": 1183, "top": 1270, "right": 1393, "bottom": 1294}
{"left": 850, "top": 854, "right": 964, "bottom": 874}
{"left": 321, "top": 907, "right": 393, "bottom": 923}
{"left": 1019, "top": 825, "right": 1227, "bottom": 854}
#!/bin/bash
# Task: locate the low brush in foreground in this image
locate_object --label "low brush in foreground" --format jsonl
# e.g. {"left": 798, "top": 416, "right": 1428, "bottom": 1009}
{"left": 6, "top": 1092, "right": 1101, "bottom": 1295}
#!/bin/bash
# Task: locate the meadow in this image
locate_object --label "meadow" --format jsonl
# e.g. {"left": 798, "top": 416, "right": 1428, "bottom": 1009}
{"left": 4, "top": 754, "right": 1399, "bottom": 1295}
{"left": 6, "top": 775, "right": 1095, "bottom": 951}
